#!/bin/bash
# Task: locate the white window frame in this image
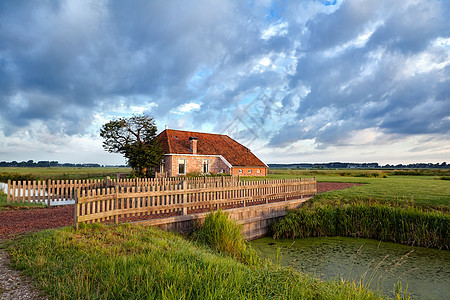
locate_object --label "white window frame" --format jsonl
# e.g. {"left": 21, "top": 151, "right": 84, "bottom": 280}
{"left": 238, "top": 169, "right": 242, "bottom": 173}
{"left": 248, "top": 169, "right": 252, "bottom": 174}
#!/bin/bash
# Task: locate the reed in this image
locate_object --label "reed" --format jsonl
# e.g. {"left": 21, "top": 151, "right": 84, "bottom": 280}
{"left": 194, "top": 210, "right": 260, "bottom": 265}
{"left": 271, "top": 204, "right": 449, "bottom": 250}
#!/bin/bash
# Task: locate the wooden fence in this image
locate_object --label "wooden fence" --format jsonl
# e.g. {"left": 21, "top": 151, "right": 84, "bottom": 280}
{"left": 5, "top": 176, "right": 239, "bottom": 206}
{"left": 74, "top": 178, "right": 317, "bottom": 229}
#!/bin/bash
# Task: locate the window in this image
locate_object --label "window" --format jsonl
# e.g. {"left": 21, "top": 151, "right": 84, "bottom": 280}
{"left": 257, "top": 169, "right": 261, "bottom": 174}
{"left": 178, "top": 159, "right": 186, "bottom": 175}
{"left": 248, "top": 169, "right": 252, "bottom": 174}
{"left": 203, "top": 160, "right": 209, "bottom": 173}
{"left": 238, "top": 169, "right": 242, "bottom": 173}
{"left": 160, "top": 159, "right": 165, "bottom": 173}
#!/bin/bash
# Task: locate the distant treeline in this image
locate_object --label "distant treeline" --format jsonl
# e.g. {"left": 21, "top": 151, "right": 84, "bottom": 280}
{"left": 0, "top": 160, "right": 127, "bottom": 168}
{"left": 268, "top": 162, "right": 448, "bottom": 169}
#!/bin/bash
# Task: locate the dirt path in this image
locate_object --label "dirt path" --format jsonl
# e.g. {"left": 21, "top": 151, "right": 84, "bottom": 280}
{"left": 0, "top": 206, "right": 73, "bottom": 241}
{"left": 317, "top": 181, "right": 363, "bottom": 193}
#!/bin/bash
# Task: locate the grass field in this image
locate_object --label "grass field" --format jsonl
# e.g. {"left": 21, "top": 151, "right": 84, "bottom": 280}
{"left": 267, "top": 168, "right": 450, "bottom": 178}
{"left": 0, "top": 167, "right": 132, "bottom": 181}
{"left": 266, "top": 169, "right": 450, "bottom": 212}
{"left": 4, "top": 223, "right": 399, "bottom": 300}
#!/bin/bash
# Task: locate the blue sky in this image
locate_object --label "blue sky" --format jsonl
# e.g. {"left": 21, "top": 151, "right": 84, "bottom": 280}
{"left": 0, "top": 0, "right": 449, "bottom": 165}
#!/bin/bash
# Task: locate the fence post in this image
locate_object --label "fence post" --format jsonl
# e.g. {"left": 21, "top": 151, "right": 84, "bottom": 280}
{"left": 47, "top": 179, "right": 51, "bottom": 207}
{"left": 6, "top": 179, "right": 10, "bottom": 204}
{"left": 74, "top": 189, "right": 79, "bottom": 230}
{"left": 300, "top": 178, "right": 303, "bottom": 199}
{"left": 284, "top": 178, "right": 287, "bottom": 201}
{"left": 314, "top": 176, "right": 317, "bottom": 195}
{"left": 242, "top": 181, "right": 246, "bottom": 208}
{"left": 265, "top": 179, "right": 268, "bottom": 204}
{"left": 114, "top": 189, "right": 119, "bottom": 224}
{"left": 182, "top": 180, "right": 187, "bottom": 215}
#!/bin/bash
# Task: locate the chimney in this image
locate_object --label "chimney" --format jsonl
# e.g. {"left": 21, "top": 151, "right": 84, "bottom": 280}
{"left": 165, "top": 125, "right": 168, "bottom": 130}
{"left": 189, "top": 137, "right": 198, "bottom": 154}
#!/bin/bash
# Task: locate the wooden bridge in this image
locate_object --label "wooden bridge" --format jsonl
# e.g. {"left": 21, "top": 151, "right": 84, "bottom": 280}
{"left": 74, "top": 178, "right": 317, "bottom": 240}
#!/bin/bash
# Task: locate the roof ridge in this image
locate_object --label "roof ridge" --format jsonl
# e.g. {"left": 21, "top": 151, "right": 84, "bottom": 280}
{"left": 165, "top": 128, "right": 229, "bottom": 137}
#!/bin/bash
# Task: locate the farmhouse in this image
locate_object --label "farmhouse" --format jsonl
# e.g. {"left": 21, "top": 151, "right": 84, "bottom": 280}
{"left": 156, "top": 129, "right": 267, "bottom": 177}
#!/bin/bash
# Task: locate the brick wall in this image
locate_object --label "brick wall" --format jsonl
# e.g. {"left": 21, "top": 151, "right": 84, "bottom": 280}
{"left": 231, "top": 166, "right": 267, "bottom": 177}
{"left": 160, "top": 155, "right": 267, "bottom": 177}
{"left": 164, "top": 155, "right": 231, "bottom": 177}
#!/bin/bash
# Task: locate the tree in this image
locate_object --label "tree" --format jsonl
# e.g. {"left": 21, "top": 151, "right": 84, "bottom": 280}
{"left": 100, "top": 115, "right": 163, "bottom": 177}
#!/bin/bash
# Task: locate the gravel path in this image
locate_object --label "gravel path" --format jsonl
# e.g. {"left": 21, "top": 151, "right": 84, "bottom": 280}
{"left": 0, "top": 181, "right": 361, "bottom": 299}
{"left": 0, "top": 248, "right": 47, "bottom": 300}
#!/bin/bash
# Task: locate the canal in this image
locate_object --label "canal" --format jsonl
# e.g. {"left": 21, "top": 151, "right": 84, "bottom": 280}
{"left": 251, "top": 237, "right": 450, "bottom": 299}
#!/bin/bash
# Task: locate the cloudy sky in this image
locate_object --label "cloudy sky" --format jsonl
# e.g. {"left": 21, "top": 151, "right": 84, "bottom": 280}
{"left": 0, "top": 0, "right": 449, "bottom": 165}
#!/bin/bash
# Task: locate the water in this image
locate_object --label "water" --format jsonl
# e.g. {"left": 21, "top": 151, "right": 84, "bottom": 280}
{"left": 0, "top": 182, "right": 6, "bottom": 193}
{"left": 251, "top": 237, "right": 450, "bottom": 299}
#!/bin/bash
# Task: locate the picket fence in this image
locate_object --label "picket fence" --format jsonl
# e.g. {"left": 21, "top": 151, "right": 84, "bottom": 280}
{"left": 74, "top": 178, "right": 317, "bottom": 228}
{"left": 6, "top": 176, "right": 239, "bottom": 206}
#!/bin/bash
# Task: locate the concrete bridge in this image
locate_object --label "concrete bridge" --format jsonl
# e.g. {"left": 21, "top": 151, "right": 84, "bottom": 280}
{"left": 131, "top": 197, "right": 311, "bottom": 240}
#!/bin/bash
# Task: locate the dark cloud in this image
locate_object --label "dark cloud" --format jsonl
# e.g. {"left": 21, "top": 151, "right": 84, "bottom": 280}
{"left": 0, "top": 0, "right": 448, "bottom": 159}
{"left": 270, "top": 0, "right": 450, "bottom": 147}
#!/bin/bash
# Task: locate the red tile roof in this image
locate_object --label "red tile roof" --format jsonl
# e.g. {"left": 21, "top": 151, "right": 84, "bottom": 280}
{"left": 157, "top": 129, "right": 267, "bottom": 167}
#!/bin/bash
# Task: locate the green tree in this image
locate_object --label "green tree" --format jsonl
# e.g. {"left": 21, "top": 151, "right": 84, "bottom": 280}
{"left": 100, "top": 115, "right": 163, "bottom": 177}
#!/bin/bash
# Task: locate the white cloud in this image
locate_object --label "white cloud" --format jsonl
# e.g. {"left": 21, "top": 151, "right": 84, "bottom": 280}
{"left": 173, "top": 102, "right": 201, "bottom": 115}
{"left": 261, "top": 22, "right": 288, "bottom": 40}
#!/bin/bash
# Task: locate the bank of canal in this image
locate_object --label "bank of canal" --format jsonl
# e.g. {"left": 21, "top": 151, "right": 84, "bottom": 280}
{"left": 251, "top": 237, "right": 450, "bottom": 299}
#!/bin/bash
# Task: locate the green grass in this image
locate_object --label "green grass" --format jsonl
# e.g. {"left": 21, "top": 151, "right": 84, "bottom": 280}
{"left": 268, "top": 168, "right": 450, "bottom": 177}
{"left": 3, "top": 223, "right": 402, "bottom": 300}
{"left": 314, "top": 176, "right": 450, "bottom": 212}
{"left": 0, "top": 190, "right": 5, "bottom": 207}
{"left": 263, "top": 169, "right": 450, "bottom": 212}
{"left": 0, "top": 167, "right": 132, "bottom": 181}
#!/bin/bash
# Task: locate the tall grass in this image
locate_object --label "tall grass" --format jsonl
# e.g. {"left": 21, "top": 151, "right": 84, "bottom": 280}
{"left": 271, "top": 205, "right": 449, "bottom": 250}
{"left": 4, "top": 223, "right": 388, "bottom": 299}
{"left": 194, "top": 211, "right": 259, "bottom": 265}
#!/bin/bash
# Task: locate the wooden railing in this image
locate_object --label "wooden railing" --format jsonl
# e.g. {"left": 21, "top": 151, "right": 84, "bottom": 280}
{"left": 74, "top": 178, "right": 317, "bottom": 229}
{"left": 5, "top": 176, "right": 239, "bottom": 206}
